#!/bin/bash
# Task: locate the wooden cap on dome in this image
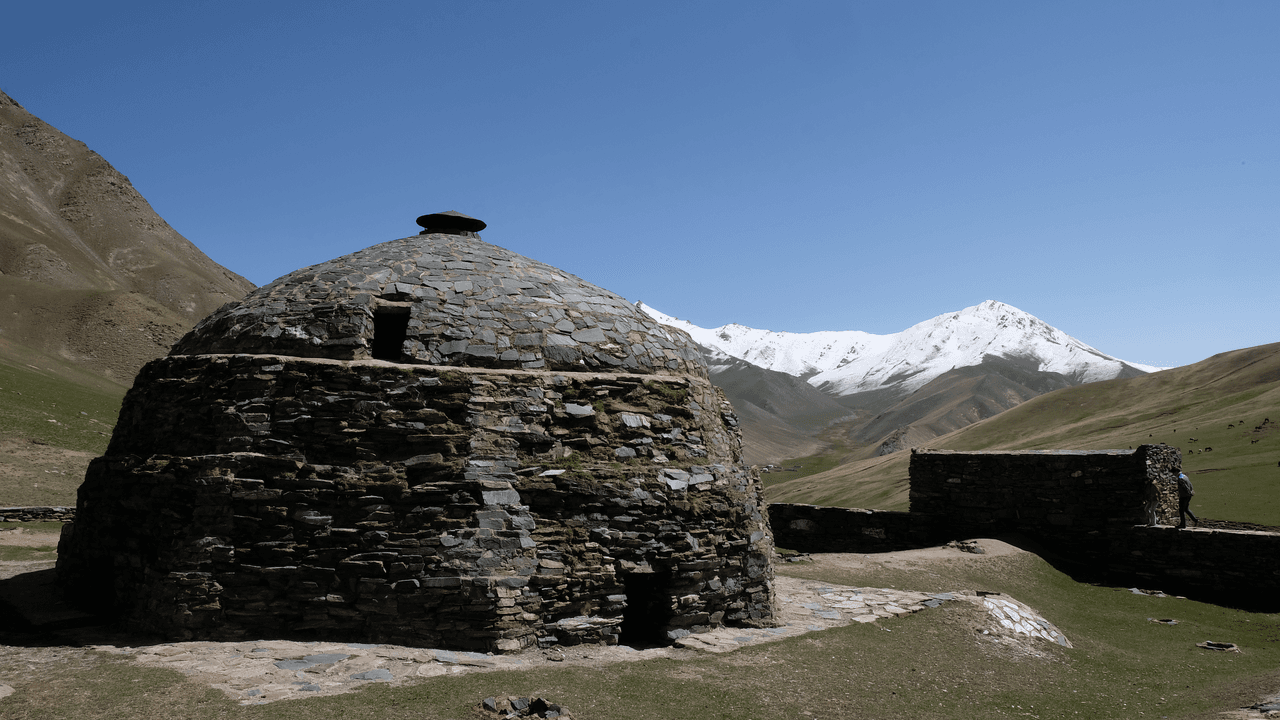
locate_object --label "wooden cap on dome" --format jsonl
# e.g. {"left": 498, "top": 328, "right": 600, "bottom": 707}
{"left": 416, "top": 211, "right": 486, "bottom": 235}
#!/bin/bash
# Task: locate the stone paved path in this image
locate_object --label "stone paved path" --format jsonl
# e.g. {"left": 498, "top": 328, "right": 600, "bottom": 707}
{"left": 56, "top": 575, "right": 1069, "bottom": 705}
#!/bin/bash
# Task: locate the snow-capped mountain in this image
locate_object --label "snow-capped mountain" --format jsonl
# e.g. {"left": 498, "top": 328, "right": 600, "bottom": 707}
{"left": 639, "top": 300, "right": 1161, "bottom": 398}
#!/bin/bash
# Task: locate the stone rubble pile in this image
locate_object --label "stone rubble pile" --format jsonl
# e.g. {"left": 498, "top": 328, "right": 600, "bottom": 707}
{"left": 978, "top": 592, "right": 1071, "bottom": 647}
{"left": 477, "top": 696, "right": 572, "bottom": 719}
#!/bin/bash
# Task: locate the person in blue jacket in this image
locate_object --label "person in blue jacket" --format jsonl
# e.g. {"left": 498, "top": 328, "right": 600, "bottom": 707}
{"left": 1177, "top": 472, "right": 1198, "bottom": 528}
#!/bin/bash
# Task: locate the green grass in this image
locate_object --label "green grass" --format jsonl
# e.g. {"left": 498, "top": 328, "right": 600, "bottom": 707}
{"left": 0, "top": 358, "right": 124, "bottom": 454}
{"left": 0, "top": 521, "right": 66, "bottom": 532}
{"left": 767, "top": 451, "right": 912, "bottom": 510}
{"left": 760, "top": 450, "right": 846, "bottom": 488}
{"left": 0, "top": 522, "right": 62, "bottom": 561}
{"left": 0, "top": 360, "right": 124, "bottom": 505}
{"left": 1146, "top": 419, "right": 1280, "bottom": 526}
{"left": 779, "top": 551, "right": 1280, "bottom": 719}
{"left": 0, "top": 544, "right": 57, "bottom": 562}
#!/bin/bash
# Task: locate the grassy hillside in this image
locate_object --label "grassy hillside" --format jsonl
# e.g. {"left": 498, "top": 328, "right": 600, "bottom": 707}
{"left": 0, "top": 358, "right": 124, "bottom": 506}
{"left": 767, "top": 342, "right": 1280, "bottom": 525}
{"left": 0, "top": 88, "right": 257, "bottom": 507}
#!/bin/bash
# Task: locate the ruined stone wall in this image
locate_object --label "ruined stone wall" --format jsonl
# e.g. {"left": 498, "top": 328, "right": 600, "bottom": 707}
{"left": 58, "top": 354, "right": 776, "bottom": 651}
{"left": 908, "top": 446, "right": 1181, "bottom": 551}
{"left": 1106, "top": 525, "right": 1280, "bottom": 605}
{"left": 772, "top": 447, "right": 1183, "bottom": 556}
{"left": 767, "top": 505, "right": 918, "bottom": 554}
{"left": 0, "top": 506, "right": 75, "bottom": 523}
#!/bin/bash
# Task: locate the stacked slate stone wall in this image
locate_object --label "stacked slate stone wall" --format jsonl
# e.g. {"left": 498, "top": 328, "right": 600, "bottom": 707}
{"left": 908, "top": 446, "right": 1182, "bottom": 554}
{"left": 767, "top": 505, "right": 918, "bottom": 553}
{"left": 58, "top": 354, "right": 776, "bottom": 650}
{"left": 0, "top": 506, "right": 75, "bottom": 523}
{"left": 771, "top": 444, "right": 1280, "bottom": 606}
{"left": 1106, "top": 525, "right": 1280, "bottom": 606}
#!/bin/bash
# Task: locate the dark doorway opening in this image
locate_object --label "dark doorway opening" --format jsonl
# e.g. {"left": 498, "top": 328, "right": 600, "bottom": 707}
{"left": 619, "top": 571, "right": 674, "bottom": 648}
{"left": 371, "top": 307, "right": 410, "bottom": 361}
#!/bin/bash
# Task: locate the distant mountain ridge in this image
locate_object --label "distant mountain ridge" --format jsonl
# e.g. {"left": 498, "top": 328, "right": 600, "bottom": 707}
{"left": 700, "top": 347, "right": 855, "bottom": 465}
{"left": 640, "top": 300, "right": 1162, "bottom": 464}
{"left": 640, "top": 300, "right": 1159, "bottom": 397}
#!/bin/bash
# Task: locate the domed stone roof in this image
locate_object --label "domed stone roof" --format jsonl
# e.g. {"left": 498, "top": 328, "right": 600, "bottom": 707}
{"left": 173, "top": 220, "right": 704, "bottom": 377}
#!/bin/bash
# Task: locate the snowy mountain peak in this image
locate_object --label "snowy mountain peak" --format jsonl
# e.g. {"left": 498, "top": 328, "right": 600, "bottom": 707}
{"left": 638, "top": 300, "right": 1161, "bottom": 398}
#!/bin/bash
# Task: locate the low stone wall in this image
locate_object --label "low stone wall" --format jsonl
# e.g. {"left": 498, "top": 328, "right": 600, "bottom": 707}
{"left": 0, "top": 507, "right": 74, "bottom": 523}
{"left": 767, "top": 504, "right": 919, "bottom": 554}
{"left": 1105, "top": 525, "right": 1280, "bottom": 606}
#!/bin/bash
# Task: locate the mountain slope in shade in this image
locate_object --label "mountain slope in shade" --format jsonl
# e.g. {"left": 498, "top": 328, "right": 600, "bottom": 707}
{"left": 640, "top": 300, "right": 1157, "bottom": 398}
{"left": 848, "top": 354, "right": 1078, "bottom": 456}
{"left": 703, "top": 349, "right": 853, "bottom": 465}
{"left": 0, "top": 88, "right": 254, "bottom": 382}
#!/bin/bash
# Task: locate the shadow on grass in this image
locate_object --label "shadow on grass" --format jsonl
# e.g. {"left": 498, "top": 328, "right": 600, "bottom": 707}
{"left": 990, "top": 529, "right": 1280, "bottom": 614}
{"left": 0, "top": 567, "right": 131, "bottom": 649}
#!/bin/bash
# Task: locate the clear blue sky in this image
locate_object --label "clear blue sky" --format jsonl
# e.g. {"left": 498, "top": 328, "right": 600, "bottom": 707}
{"left": 4, "top": 1, "right": 1277, "bottom": 369}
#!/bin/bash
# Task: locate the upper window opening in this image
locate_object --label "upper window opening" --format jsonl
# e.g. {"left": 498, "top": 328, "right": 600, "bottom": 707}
{"left": 372, "top": 307, "right": 410, "bottom": 361}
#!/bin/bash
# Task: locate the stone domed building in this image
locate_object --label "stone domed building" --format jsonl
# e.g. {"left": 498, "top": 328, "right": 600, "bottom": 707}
{"left": 58, "top": 213, "right": 778, "bottom": 652}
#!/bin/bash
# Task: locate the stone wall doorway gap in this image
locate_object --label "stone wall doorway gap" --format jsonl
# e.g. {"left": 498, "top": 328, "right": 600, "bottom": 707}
{"left": 619, "top": 570, "right": 674, "bottom": 648}
{"left": 372, "top": 307, "right": 410, "bottom": 361}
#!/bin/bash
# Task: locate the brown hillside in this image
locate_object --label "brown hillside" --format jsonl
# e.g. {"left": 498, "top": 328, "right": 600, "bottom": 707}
{"left": 0, "top": 88, "right": 253, "bottom": 382}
